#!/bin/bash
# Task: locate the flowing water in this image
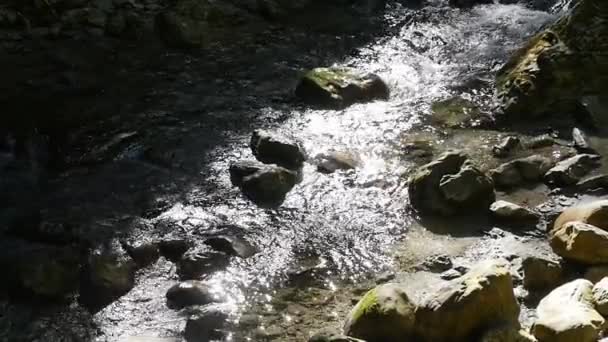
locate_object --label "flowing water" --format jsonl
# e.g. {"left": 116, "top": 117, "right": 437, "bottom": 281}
{"left": 0, "top": 1, "right": 578, "bottom": 341}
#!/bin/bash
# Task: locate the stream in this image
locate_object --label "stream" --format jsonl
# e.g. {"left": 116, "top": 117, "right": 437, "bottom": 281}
{"left": 0, "top": 1, "right": 586, "bottom": 341}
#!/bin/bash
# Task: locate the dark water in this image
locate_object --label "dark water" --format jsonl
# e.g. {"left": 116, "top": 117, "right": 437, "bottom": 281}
{"left": 0, "top": 1, "right": 569, "bottom": 341}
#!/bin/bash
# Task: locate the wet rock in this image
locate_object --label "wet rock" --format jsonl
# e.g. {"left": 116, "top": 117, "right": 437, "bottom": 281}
{"left": 492, "top": 136, "right": 522, "bottom": 158}
{"left": 184, "top": 305, "right": 230, "bottom": 342}
{"left": 490, "top": 200, "right": 540, "bottom": 224}
{"left": 166, "top": 280, "right": 216, "bottom": 309}
{"left": 573, "top": 174, "right": 608, "bottom": 193}
{"left": 408, "top": 151, "right": 495, "bottom": 216}
{"left": 480, "top": 325, "right": 537, "bottom": 342}
{"left": 229, "top": 160, "right": 298, "bottom": 208}
{"left": 204, "top": 236, "right": 256, "bottom": 258}
{"left": 592, "top": 277, "right": 608, "bottom": 316}
{"left": 572, "top": 128, "right": 595, "bottom": 154}
{"left": 295, "top": 67, "right": 389, "bottom": 109}
{"left": 15, "top": 247, "right": 80, "bottom": 298}
{"left": 316, "top": 151, "right": 360, "bottom": 174}
{"left": 550, "top": 221, "right": 608, "bottom": 265}
{"left": 79, "top": 241, "right": 137, "bottom": 310}
{"left": 553, "top": 200, "right": 608, "bottom": 233}
{"left": 177, "top": 248, "right": 230, "bottom": 280}
{"left": 490, "top": 155, "right": 554, "bottom": 188}
{"left": 544, "top": 154, "right": 601, "bottom": 186}
{"left": 123, "top": 240, "right": 160, "bottom": 267}
{"left": 532, "top": 279, "right": 604, "bottom": 342}
{"left": 430, "top": 96, "right": 482, "bottom": 128}
{"left": 158, "top": 238, "right": 192, "bottom": 262}
{"left": 250, "top": 129, "right": 306, "bottom": 169}
{"left": 343, "top": 283, "right": 416, "bottom": 341}
{"left": 585, "top": 266, "right": 608, "bottom": 284}
{"left": 415, "top": 259, "right": 520, "bottom": 341}
{"left": 522, "top": 256, "right": 564, "bottom": 290}
{"left": 417, "top": 254, "right": 453, "bottom": 272}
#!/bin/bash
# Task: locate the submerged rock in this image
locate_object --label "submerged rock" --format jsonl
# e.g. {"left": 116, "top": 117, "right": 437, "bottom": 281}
{"left": 532, "top": 279, "right": 604, "bottom": 342}
{"left": 204, "top": 236, "right": 257, "bottom": 258}
{"left": 550, "top": 221, "right": 608, "bottom": 264}
{"left": 343, "top": 283, "right": 416, "bottom": 341}
{"left": 415, "top": 259, "right": 520, "bottom": 341}
{"left": 522, "top": 256, "right": 564, "bottom": 290}
{"left": 79, "top": 241, "right": 137, "bottom": 310}
{"left": 177, "top": 248, "right": 230, "bottom": 280}
{"left": 592, "top": 277, "right": 608, "bottom": 316}
{"left": 229, "top": 160, "right": 298, "bottom": 208}
{"left": 490, "top": 200, "right": 540, "bottom": 224}
{"left": 250, "top": 129, "right": 306, "bottom": 170}
{"left": 408, "top": 151, "right": 495, "bottom": 216}
{"left": 544, "top": 154, "right": 601, "bottom": 187}
{"left": 166, "top": 280, "right": 217, "bottom": 309}
{"left": 490, "top": 155, "right": 554, "bottom": 188}
{"left": 295, "top": 67, "right": 389, "bottom": 108}
{"left": 430, "top": 96, "right": 482, "bottom": 128}
{"left": 184, "top": 305, "right": 230, "bottom": 342}
{"left": 316, "top": 151, "right": 360, "bottom": 174}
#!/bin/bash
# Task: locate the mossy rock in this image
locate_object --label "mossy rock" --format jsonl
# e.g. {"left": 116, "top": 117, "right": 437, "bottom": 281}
{"left": 496, "top": 0, "right": 608, "bottom": 118}
{"left": 295, "top": 67, "right": 389, "bottom": 109}
{"left": 430, "top": 96, "right": 481, "bottom": 128}
{"left": 343, "top": 283, "right": 416, "bottom": 341}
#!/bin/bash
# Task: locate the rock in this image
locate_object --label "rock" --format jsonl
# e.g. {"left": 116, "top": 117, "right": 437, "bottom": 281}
{"left": 16, "top": 247, "right": 79, "bottom": 298}
{"left": 184, "top": 305, "right": 230, "bottom": 342}
{"left": 417, "top": 254, "right": 453, "bottom": 272}
{"left": 177, "top": 248, "right": 230, "bottom": 280}
{"left": 166, "top": 280, "right": 217, "bottom": 309}
{"left": 490, "top": 200, "right": 540, "bottom": 224}
{"left": 493, "top": 136, "right": 522, "bottom": 158}
{"left": 415, "top": 259, "right": 520, "bottom": 341}
{"left": 496, "top": 0, "right": 608, "bottom": 118}
{"left": 522, "top": 256, "right": 564, "bottom": 290}
{"left": 544, "top": 154, "right": 601, "bottom": 186}
{"left": 158, "top": 238, "right": 192, "bottom": 262}
{"left": 79, "top": 241, "right": 137, "bottom": 310}
{"left": 592, "top": 277, "right": 608, "bottom": 316}
{"left": 532, "top": 279, "right": 604, "bottom": 342}
{"left": 430, "top": 96, "right": 482, "bottom": 128}
{"left": 408, "top": 151, "right": 495, "bottom": 216}
{"left": 574, "top": 174, "right": 608, "bottom": 193}
{"left": 585, "top": 266, "right": 608, "bottom": 283}
{"left": 295, "top": 67, "right": 389, "bottom": 108}
{"left": 481, "top": 325, "right": 538, "bottom": 342}
{"left": 309, "top": 329, "right": 366, "bottom": 342}
{"left": 550, "top": 221, "right": 608, "bottom": 264}
{"left": 316, "top": 151, "right": 360, "bottom": 174}
{"left": 250, "top": 129, "right": 306, "bottom": 169}
{"left": 490, "top": 155, "right": 554, "bottom": 188}
{"left": 229, "top": 160, "right": 298, "bottom": 208}
{"left": 343, "top": 283, "right": 416, "bottom": 341}
{"left": 123, "top": 240, "right": 160, "bottom": 267}
{"left": 573, "top": 128, "right": 595, "bottom": 154}
{"left": 553, "top": 200, "right": 608, "bottom": 232}
{"left": 204, "top": 236, "right": 257, "bottom": 258}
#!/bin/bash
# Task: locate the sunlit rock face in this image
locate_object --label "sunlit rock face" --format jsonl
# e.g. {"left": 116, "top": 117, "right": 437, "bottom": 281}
{"left": 496, "top": 0, "right": 608, "bottom": 118}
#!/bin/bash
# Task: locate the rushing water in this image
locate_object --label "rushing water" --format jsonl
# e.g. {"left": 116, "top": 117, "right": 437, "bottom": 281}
{"left": 0, "top": 1, "right": 570, "bottom": 341}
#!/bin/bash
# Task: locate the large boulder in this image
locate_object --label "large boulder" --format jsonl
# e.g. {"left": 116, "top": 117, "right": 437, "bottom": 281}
{"left": 532, "top": 279, "right": 605, "bottom": 342}
{"left": 496, "top": 0, "right": 608, "bottom": 118}
{"left": 414, "top": 259, "right": 520, "bottom": 341}
{"left": 295, "top": 67, "right": 389, "bottom": 108}
{"left": 250, "top": 129, "right": 306, "bottom": 170}
{"left": 550, "top": 221, "right": 608, "bottom": 264}
{"left": 544, "top": 154, "right": 601, "bottom": 187}
{"left": 553, "top": 200, "right": 608, "bottom": 232}
{"left": 229, "top": 160, "right": 298, "bottom": 208}
{"left": 489, "top": 155, "right": 554, "bottom": 189}
{"left": 408, "top": 151, "right": 495, "bottom": 216}
{"left": 343, "top": 283, "right": 416, "bottom": 341}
